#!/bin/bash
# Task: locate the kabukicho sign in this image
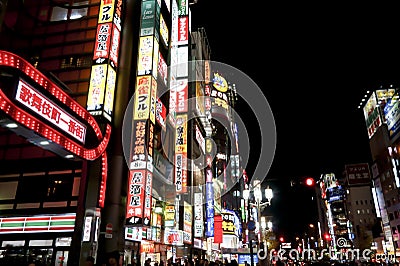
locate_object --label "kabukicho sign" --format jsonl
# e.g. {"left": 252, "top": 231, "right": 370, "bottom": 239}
{"left": 16, "top": 79, "right": 87, "bottom": 143}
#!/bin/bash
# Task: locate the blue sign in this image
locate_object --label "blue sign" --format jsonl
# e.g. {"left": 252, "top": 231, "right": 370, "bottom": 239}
{"left": 205, "top": 182, "right": 214, "bottom": 237}
{"left": 384, "top": 95, "right": 400, "bottom": 139}
{"left": 206, "top": 218, "right": 214, "bottom": 237}
{"left": 206, "top": 182, "right": 214, "bottom": 218}
{"left": 238, "top": 254, "right": 258, "bottom": 264}
{"left": 247, "top": 220, "right": 256, "bottom": 231}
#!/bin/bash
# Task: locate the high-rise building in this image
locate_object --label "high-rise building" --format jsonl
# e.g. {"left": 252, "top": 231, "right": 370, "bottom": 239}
{"left": 318, "top": 173, "right": 353, "bottom": 251}
{"left": 0, "top": 0, "right": 225, "bottom": 265}
{"left": 341, "top": 163, "right": 378, "bottom": 249}
{"left": 360, "top": 87, "right": 400, "bottom": 256}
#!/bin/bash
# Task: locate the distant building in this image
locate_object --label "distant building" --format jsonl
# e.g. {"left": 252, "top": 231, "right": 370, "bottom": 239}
{"left": 341, "top": 163, "right": 378, "bottom": 249}
{"left": 318, "top": 173, "right": 352, "bottom": 250}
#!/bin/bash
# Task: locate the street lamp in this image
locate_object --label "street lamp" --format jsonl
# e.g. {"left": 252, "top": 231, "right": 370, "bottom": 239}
{"left": 243, "top": 181, "right": 274, "bottom": 266}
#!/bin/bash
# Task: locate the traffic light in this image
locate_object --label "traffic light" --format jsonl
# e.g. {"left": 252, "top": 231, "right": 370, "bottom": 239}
{"left": 324, "top": 233, "right": 331, "bottom": 241}
{"left": 279, "top": 236, "right": 284, "bottom": 242}
{"left": 305, "top": 177, "right": 315, "bottom": 186}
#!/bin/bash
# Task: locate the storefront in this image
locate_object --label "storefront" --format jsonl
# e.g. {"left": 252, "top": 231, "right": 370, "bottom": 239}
{"left": 0, "top": 213, "right": 75, "bottom": 265}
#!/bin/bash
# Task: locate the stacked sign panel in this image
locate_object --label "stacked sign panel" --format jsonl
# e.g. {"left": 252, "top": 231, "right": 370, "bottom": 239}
{"left": 86, "top": 0, "right": 123, "bottom": 122}
{"left": 126, "top": 0, "right": 161, "bottom": 227}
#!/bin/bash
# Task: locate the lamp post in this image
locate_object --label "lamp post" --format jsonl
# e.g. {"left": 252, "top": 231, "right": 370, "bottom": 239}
{"left": 243, "top": 181, "right": 273, "bottom": 266}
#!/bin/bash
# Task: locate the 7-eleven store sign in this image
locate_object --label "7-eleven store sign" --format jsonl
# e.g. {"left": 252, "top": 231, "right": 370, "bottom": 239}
{"left": 0, "top": 214, "right": 75, "bottom": 233}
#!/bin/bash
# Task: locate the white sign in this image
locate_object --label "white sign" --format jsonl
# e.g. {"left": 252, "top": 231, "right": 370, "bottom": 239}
{"left": 83, "top": 217, "right": 92, "bottom": 242}
{"left": 16, "top": 79, "right": 87, "bottom": 143}
{"left": 195, "top": 125, "right": 205, "bottom": 154}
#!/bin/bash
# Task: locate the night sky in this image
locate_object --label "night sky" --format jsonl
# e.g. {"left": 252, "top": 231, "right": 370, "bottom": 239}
{"left": 190, "top": 3, "right": 400, "bottom": 239}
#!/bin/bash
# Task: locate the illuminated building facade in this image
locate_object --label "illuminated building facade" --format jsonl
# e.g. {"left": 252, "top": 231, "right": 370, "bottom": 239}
{"left": 318, "top": 173, "right": 353, "bottom": 251}
{"left": 360, "top": 87, "right": 400, "bottom": 256}
{"left": 341, "top": 163, "right": 378, "bottom": 250}
{"left": 0, "top": 0, "right": 218, "bottom": 265}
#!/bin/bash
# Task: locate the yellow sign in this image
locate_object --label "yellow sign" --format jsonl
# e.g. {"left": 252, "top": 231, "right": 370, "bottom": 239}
{"left": 150, "top": 77, "right": 157, "bottom": 124}
{"left": 98, "top": 0, "right": 115, "bottom": 23}
{"left": 206, "top": 138, "right": 212, "bottom": 153}
{"left": 134, "top": 76, "right": 151, "bottom": 120}
{"left": 87, "top": 64, "right": 107, "bottom": 112}
{"left": 212, "top": 73, "right": 228, "bottom": 92}
{"left": 104, "top": 66, "right": 116, "bottom": 119}
{"left": 175, "top": 114, "right": 187, "bottom": 153}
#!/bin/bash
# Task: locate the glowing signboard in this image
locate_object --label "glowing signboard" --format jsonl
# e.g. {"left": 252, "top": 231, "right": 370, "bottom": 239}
{"left": 212, "top": 73, "right": 228, "bottom": 93}
{"left": 0, "top": 50, "right": 111, "bottom": 174}
{"left": 363, "top": 92, "right": 382, "bottom": 139}
{"left": 16, "top": 79, "right": 87, "bottom": 143}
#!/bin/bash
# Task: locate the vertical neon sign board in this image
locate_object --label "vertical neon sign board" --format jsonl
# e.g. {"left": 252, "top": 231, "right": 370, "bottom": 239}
{"left": 175, "top": 114, "right": 187, "bottom": 193}
{"left": 86, "top": 0, "right": 122, "bottom": 122}
{"left": 205, "top": 182, "right": 214, "bottom": 237}
{"left": 127, "top": 0, "right": 161, "bottom": 226}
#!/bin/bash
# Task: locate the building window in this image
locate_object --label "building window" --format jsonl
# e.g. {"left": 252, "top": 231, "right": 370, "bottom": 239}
{"left": 50, "top": 6, "right": 68, "bottom": 21}
{"left": 50, "top": 1, "right": 89, "bottom": 22}
{"left": 46, "top": 173, "right": 74, "bottom": 201}
{"left": 61, "top": 56, "right": 92, "bottom": 69}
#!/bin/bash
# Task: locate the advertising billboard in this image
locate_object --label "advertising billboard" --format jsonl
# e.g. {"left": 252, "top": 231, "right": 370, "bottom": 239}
{"left": 344, "top": 163, "right": 371, "bottom": 185}
{"left": 363, "top": 92, "right": 382, "bottom": 139}
{"left": 384, "top": 92, "right": 400, "bottom": 139}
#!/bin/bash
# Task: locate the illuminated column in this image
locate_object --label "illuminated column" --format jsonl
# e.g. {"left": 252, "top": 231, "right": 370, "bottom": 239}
{"left": 87, "top": 0, "right": 122, "bottom": 122}
{"left": 126, "top": 0, "right": 160, "bottom": 248}
{"left": 173, "top": 0, "right": 189, "bottom": 196}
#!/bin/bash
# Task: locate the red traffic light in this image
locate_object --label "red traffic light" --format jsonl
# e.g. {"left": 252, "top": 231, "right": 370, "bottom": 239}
{"left": 279, "top": 237, "right": 284, "bottom": 242}
{"left": 324, "top": 233, "right": 331, "bottom": 240}
{"left": 305, "top": 177, "right": 315, "bottom": 186}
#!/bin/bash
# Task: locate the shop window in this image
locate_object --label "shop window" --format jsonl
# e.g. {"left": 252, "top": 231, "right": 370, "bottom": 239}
{"left": 1, "top": 240, "right": 25, "bottom": 247}
{"left": 55, "top": 237, "right": 72, "bottom": 247}
{"left": 16, "top": 175, "right": 48, "bottom": 202}
{"left": 29, "top": 240, "right": 53, "bottom": 247}
{"left": 0, "top": 181, "right": 18, "bottom": 200}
